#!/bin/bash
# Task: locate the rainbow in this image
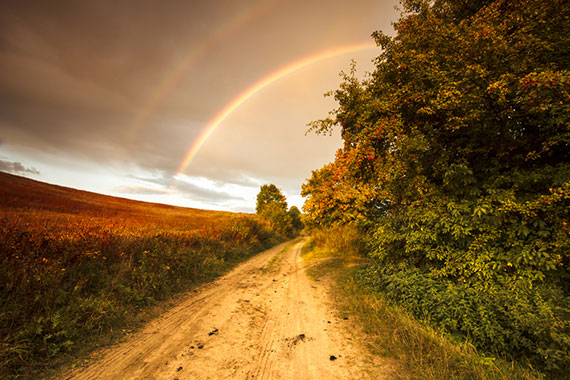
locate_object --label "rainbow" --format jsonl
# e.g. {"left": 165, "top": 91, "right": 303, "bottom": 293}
{"left": 176, "top": 41, "right": 377, "bottom": 174}
{"left": 127, "top": 0, "right": 278, "bottom": 143}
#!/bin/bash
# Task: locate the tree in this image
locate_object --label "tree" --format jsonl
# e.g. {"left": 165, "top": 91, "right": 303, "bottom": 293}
{"left": 255, "top": 184, "right": 300, "bottom": 237}
{"left": 288, "top": 206, "right": 304, "bottom": 231}
{"left": 303, "top": 0, "right": 570, "bottom": 374}
{"left": 301, "top": 153, "right": 387, "bottom": 228}
{"left": 260, "top": 202, "right": 293, "bottom": 237}
{"left": 256, "top": 184, "right": 287, "bottom": 214}
{"left": 305, "top": 0, "right": 570, "bottom": 289}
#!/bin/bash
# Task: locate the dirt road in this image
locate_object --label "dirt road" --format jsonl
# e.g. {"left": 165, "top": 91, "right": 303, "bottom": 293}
{"left": 63, "top": 239, "right": 389, "bottom": 380}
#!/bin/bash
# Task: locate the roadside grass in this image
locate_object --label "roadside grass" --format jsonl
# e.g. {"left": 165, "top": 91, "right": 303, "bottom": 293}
{"left": 301, "top": 233, "right": 542, "bottom": 380}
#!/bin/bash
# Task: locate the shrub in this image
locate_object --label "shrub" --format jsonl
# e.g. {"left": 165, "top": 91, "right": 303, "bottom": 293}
{"left": 359, "top": 263, "right": 570, "bottom": 377}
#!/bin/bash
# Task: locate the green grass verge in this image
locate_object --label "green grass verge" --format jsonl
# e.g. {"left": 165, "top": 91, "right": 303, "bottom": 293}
{"left": 301, "top": 239, "right": 542, "bottom": 380}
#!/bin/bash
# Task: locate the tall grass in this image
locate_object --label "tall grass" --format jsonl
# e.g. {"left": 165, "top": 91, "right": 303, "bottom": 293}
{"left": 0, "top": 172, "right": 283, "bottom": 379}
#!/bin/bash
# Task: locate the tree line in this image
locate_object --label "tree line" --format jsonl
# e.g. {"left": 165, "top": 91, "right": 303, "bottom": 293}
{"left": 256, "top": 184, "right": 303, "bottom": 237}
{"left": 302, "top": 0, "right": 569, "bottom": 376}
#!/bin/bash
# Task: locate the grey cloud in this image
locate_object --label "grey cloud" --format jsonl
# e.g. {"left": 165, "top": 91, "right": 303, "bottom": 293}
{"left": 114, "top": 185, "right": 170, "bottom": 196}
{"left": 0, "top": 159, "right": 39, "bottom": 175}
{"left": 176, "top": 182, "right": 246, "bottom": 203}
{"left": 132, "top": 173, "right": 246, "bottom": 204}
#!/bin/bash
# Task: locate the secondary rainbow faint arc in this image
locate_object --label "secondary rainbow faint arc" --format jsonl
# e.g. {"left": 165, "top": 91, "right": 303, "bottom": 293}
{"left": 176, "top": 41, "right": 377, "bottom": 174}
{"left": 127, "top": 0, "right": 278, "bottom": 142}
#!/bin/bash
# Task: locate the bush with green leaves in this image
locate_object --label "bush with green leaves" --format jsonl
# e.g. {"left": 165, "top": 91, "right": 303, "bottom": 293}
{"left": 303, "top": 0, "right": 570, "bottom": 376}
{"left": 256, "top": 184, "right": 303, "bottom": 237}
{"left": 359, "top": 264, "right": 570, "bottom": 376}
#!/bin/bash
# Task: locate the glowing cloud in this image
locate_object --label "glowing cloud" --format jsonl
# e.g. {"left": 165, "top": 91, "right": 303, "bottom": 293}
{"left": 176, "top": 41, "right": 377, "bottom": 174}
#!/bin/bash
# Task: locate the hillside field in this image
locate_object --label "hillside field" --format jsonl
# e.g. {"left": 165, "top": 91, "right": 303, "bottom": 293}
{"left": 0, "top": 171, "right": 282, "bottom": 379}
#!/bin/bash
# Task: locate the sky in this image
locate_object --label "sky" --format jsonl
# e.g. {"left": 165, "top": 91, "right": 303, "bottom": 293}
{"left": 0, "top": 0, "right": 400, "bottom": 213}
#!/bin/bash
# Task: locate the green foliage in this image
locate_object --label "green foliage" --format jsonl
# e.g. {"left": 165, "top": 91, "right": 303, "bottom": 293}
{"left": 259, "top": 202, "right": 294, "bottom": 237}
{"left": 360, "top": 264, "right": 570, "bottom": 376}
{"left": 256, "top": 184, "right": 287, "bottom": 214}
{"left": 256, "top": 184, "right": 303, "bottom": 238}
{"left": 288, "top": 206, "right": 304, "bottom": 231}
{"left": 306, "top": 228, "right": 540, "bottom": 380}
{"left": 303, "top": 0, "right": 570, "bottom": 376}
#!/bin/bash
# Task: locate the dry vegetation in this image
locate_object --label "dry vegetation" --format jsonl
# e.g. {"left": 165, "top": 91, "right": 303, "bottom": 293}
{"left": 0, "top": 172, "right": 282, "bottom": 379}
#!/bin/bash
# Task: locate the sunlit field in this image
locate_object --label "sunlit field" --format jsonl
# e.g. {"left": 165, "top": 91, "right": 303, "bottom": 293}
{"left": 0, "top": 171, "right": 281, "bottom": 378}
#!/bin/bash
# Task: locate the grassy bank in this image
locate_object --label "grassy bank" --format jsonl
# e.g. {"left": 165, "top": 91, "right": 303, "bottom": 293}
{"left": 0, "top": 172, "right": 283, "bottom": 379}
{"left": 302, "top": 226, "right": 542, "bottom": 380}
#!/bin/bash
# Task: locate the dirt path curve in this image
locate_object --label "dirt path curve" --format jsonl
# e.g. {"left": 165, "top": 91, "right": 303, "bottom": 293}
{"left": 63, "top": 238, "right": 387, "bottom": 380}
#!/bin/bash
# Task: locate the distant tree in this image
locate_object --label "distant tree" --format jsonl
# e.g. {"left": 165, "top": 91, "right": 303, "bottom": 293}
{"left": 288, "top": 206, "right": 304, "bottom": 231}
{"left": 256, "top": 184, "right": 299, "bottom": 237}
{"left": 256, "top": 184, "right": 287, "bottom": 214}
{"left": 260, "top": 202, "right": 294, "bottom": 236}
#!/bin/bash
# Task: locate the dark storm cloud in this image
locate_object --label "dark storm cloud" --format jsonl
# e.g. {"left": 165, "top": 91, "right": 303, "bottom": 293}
{"left": 0, "top": 0, "right": 225, "bottom": 165}
{"left": 0, "top": 0, "right": 316, "bottom": 175}
{"left": 0, "top": 0, "right": 229, "bottom": 99}
{"left": 0, "top": 159, "right": 39, "bottom": 175}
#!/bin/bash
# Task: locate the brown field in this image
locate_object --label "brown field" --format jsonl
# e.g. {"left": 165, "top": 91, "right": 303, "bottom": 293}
{"left": 0, "top": 171, "right": 248, "bottom": 234}
{"left": 0, "top": 171, "right": 280, "bottom": 379}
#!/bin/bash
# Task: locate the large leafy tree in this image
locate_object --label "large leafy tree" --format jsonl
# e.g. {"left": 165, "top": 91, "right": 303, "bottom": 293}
{"left": 304, "top": 0, "right": 570, "bottom": 374}
{"left": 288, "top": 206, "right": 304, "bottom": 231}
{"left": 256, "top": 184, "right": 287, "bottom": 214}
{"left": 306, "top": 0, "right": 570, "bottom": 289}
{"left": 301, "top": 156, "right": 385, "bottom": 227}
{"left": 256, "top": 184, "right": 303, "bottom": 237}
